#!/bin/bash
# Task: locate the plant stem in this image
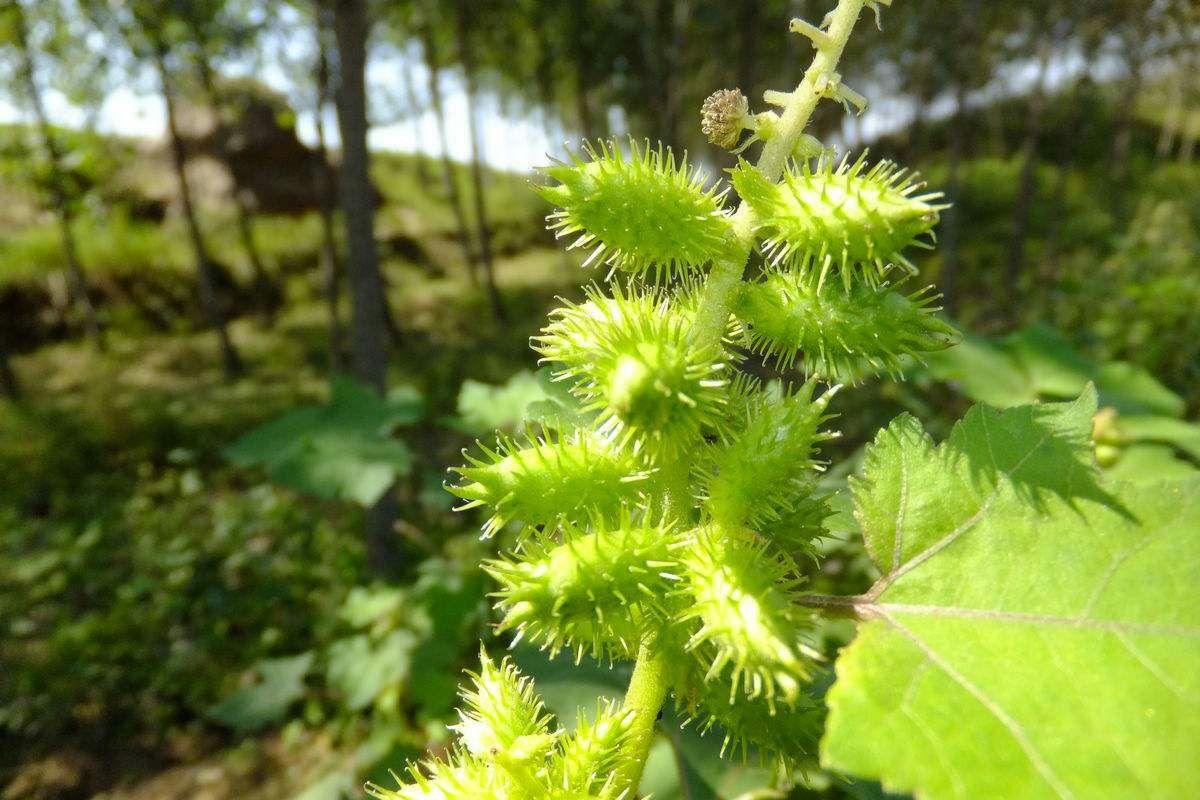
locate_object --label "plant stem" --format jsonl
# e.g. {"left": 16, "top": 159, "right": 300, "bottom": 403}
{"left": 692, "top": 0, "right": 869, "bottom": 347}
{"left": 612, "top": 643, "right": 672, "bottom": 791}
{"left": 612, "top": 1, "right": 870, "bottom": 793}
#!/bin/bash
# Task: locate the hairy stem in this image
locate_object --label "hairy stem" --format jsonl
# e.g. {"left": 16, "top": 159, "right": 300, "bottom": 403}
{"left": 794, "top": 592, "right": 871, "bottom": 618}
{"left": 691, "top": 0, "right": 869, "bottom": 346}
{"left": 612, "top": 644, "right": 672, "bottom": 791}
{"left": 613, "top": 1, "right": 870, "bottom": 793}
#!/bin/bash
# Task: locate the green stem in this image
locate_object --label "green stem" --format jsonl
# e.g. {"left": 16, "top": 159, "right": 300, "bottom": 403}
{"left": 612, "top": 1, "right": 870, "bottom": 794}
{"left": 612, "top": 643, "right": 673, "bottom": 792}
{"left": 691, "top": 0, "right": 869, "bottom": 348}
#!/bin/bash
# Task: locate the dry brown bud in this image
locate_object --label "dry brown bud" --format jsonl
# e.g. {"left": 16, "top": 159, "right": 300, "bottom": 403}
{"left": 700, "top": 88, "right": 750, "bottom": 149}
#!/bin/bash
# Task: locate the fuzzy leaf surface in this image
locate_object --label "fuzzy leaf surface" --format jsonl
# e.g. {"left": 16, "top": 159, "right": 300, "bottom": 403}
{"left": 823, "top": 392, "right": 1200, "bottom": 799}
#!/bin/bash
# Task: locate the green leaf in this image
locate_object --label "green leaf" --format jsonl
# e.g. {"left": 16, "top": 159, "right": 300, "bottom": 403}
{"left": 1001, "top": 324, "right": 1092, "bottom": 399}
{"left": 295, "top": 770, "right": 357, "bottom": 800}
{"left": 208, "top": 652, "right": 313, "bottom": 733}
{"left": 225, "top": 377, "right": 421, "bottom": 506}
{"left": 1114, "top": 415, "right": 1200, "bottom": 462}
{"left": 1104, "top": 444, "right": 1198, "bottom": 483}
{"left": 327, "top": 630, "right": 418, "bottom": 712}
{"left": 1095, "top": 362, "right": 1185, "bottom": 418}
{"left": 340, "top": 585, "right": 407, "bottom": 631}
{"left": 524, "top": 367, "right": 596, "bottom": 432}
{"left": 408, "top": 559, "right": 488, "bottom": 714}
{"left": 823, "top": 394, "right": 1200, "bottom": 799}
{"left": 921, "top": 335, "right": 1037, "bottom": 408}
{"left": 658, "top": 705, "right": 781, "bottom": 800}
{"left": 921, "top": 326, "right": 1186, "bottom": 422}
{"left": 454, "top": 371, "right": 549, "bottom": 434}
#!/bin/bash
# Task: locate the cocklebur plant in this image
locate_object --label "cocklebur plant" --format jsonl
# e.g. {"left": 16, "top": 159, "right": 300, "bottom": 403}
{"left": 370, "top": 3, "right": 929, "bottom": 796}
{"left": 372, "top": 2, "right": 1200, "bottom": 799}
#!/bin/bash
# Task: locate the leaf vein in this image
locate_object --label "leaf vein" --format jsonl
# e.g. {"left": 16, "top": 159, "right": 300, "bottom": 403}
{"left": 870, "top": 603, "right": 1200, "bottom": 638}
{"left": 891, "top": 443, "right": 909, "bottom": 573}
{"left": 870, "top": 426, "right": 1053, "bottom": 598}
{"left": 1114, "top": 630, "right": 1191, "bottom": 702}
{"left": 880, "top": 610, "right": 1075, "bottom": 800}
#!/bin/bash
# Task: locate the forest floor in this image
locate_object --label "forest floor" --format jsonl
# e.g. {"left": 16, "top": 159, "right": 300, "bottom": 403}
{"left": 1, "top": 240, "right": 578, "bottom": 800}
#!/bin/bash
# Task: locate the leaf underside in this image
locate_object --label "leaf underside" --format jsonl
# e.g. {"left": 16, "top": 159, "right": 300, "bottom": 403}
{"left": 823, "top": 388, "right": 1200, "bottom": 799}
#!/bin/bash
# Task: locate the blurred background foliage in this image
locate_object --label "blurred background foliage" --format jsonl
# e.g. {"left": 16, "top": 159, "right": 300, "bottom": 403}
{"left": 0, "top": 0, "right": 1197, "bottom": 798}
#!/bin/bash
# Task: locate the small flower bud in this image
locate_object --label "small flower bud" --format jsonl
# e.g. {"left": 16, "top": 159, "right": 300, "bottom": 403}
{"left": 701, "top": 88, "right": 750, "bottom": 149}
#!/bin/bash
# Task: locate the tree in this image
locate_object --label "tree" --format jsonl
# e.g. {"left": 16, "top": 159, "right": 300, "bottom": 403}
{"left": 85, "top": 0, "right": 246, "bottom": 378}
{"left": 1005, "top": 1, "right": 1073, "bottom": 297}
{"left": 937, "top": 0, "right": 989, "bottom": 315}
{"left": 331, "top": 0, "right": 400, "bottom": 574}
{"left": 452, "top": 0, "right": 506, "bottom": 320}
{"left": 261, "top": 0, "right": 346, "bottom": 370}
{"left": 193, "top": 59, "right": 279, "bottom": 327}
{"left": 0, "top": 348, "right": 19, "bottom": 400}
{"left": 3, "top": 0, "right": 104, "bottom": 351}
{"left": 410, "top": 5, "right": 482, "bottom": 287}
{"left": 397, "top": 57, "right": 430, "bottom": 187}
{"left": 312, "top": 0, "right": 346, "bottom": 372}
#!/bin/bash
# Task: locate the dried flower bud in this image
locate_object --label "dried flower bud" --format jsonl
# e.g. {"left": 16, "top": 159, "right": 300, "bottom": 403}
{"left": 701, "top": 88, "right": 750, "bottom": 149}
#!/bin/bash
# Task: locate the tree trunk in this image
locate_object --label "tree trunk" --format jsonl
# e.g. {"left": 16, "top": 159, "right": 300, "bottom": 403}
{"left": 332, "top": 0, "right": 400, "bottom": 575}
{"left": 1042, "top": 58, "right": 1096, "bottom": 300}
{"left": 399, "top": 61, "right": 430, "bottom": 186}
{"left": 454, "top": 0, "right": 506, "bottom": 321}
{"left": 1005, "top": 37, "right": 1052, "bottom": 299}
{"left": 419, "top": 15, "right": 480, "bottom": 285}
{"left": 1108, "top": 43, "right": 1145, "bottom": 219}
{"left": 1041, "top": 165, "right": 1070, "bottom": 288}
{"left": 569, "top": 0, "right": 603, "bottom": 140}
{"left": 196, "top": 56, "right": 276, "bottom": 328}
{"left": 736, "top": 0, "right": 760, "bottom": 103}
{"left": 648, "top": 0, "right": 688, "bottom": 149}
{"left": 314, "top": 1, "right": 345, "bottom": 373}
{"left": 155, "top": 47, "right": 243, "bottom": 379}
{"left": 1182, "top": 115, "right": 1198, "bottom": 164}
{"left": 1157, "top": 78, "right": 1182, "bottom": 158}
{"left": 14, "top": 3, "right": 104, "bottom": 351}
{"left": 937, "top": 0, "right": 979, "bottom": 317}
{"left": 331, "top": 0, "right": 389, "bottom": 391}
{"left": 940, "top": 80, "right": 967, "bottom": 317}
{"left": 0, "top": 348, "right": 19, "bottom": 401}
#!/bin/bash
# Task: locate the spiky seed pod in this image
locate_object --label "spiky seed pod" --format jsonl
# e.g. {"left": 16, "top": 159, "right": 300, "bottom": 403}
{"left": 538, "top": 139, "right": 735, "bottom": 282}
{"left": 452, "top": 652, "right": 555, "bottom": 757}
{"left": 448, "top": 431, "right": 650, "bottom": 538}
{"left": 756, "top": 486, "right": 834, "bottom": 559}
{"left": 731, "top": 154, "right": 947, "bottom": 284}
{"left": 699, "top": 381, "right": 839, "bottom": 531}
{"left": 674, "top": 667, "right": 822, "bottom": 771}
{"left": 732, "top": 270, "right": 959, "bottom": 382}
{"left": 366, "top": 754, "right": 497, "bottom": 800}
{"left": 554, "top": 701, "right": 635, "bottom": 796}
{"left": 486, "top": 515, "right": 680, "bottom": 662}
{"left": 371, "top": 657, "right": 636, "bottom": 800}
{"left": 676, "top": 527, "right": 816, "bottom": 708}
{"left": 701, "top": 88, "right": 751, "bottom": 149}
{"left": 535, "top": 287, "right": 728, "bottom": 455}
